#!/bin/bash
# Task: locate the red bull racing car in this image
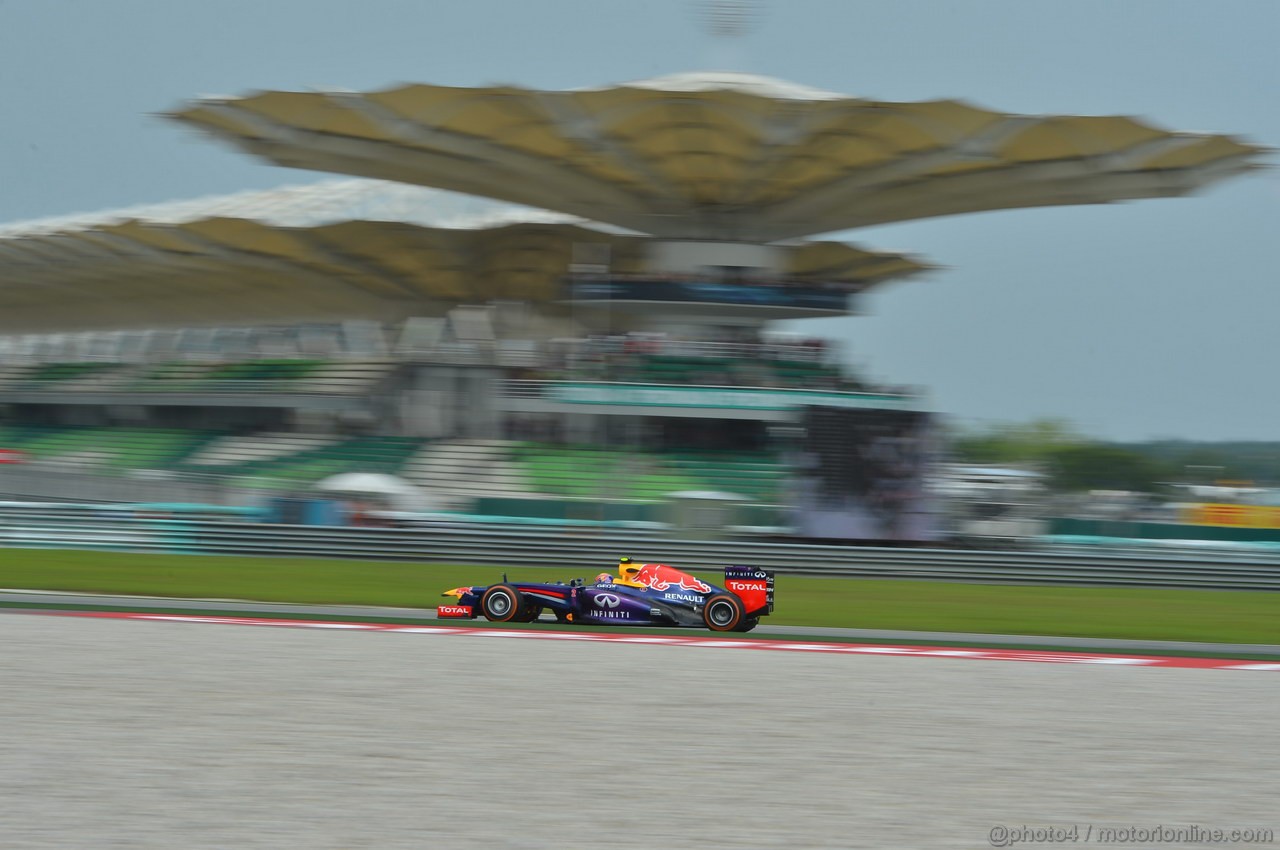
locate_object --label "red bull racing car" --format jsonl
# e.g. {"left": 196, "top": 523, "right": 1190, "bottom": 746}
{"left": 439, "top": 562, "right": 774, "bottom": 632}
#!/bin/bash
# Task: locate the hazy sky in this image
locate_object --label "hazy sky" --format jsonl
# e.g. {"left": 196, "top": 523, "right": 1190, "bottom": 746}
{"left": 0, "top": 0, "right": 1275, "bottom": 440}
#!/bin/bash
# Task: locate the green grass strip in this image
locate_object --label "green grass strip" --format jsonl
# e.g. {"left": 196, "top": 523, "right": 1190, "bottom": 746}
{"left": 0, "top": 547, "right": 1277, "bottom": 645}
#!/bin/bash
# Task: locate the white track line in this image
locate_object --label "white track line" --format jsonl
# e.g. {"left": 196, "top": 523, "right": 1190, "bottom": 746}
{"left": 31, "top": 610, "right": 1280, "bottom": 672}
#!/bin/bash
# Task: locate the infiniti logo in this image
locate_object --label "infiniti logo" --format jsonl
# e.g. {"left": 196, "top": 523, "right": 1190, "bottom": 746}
{"left": 594, "top": 593, "right": 620, "bottom": 608}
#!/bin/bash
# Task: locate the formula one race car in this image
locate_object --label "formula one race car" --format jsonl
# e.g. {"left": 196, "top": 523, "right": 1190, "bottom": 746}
{"left": 439, "top": 562, "right": 774, "bottom": 632}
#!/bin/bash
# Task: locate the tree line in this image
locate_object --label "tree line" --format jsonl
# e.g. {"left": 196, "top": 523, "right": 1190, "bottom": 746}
{"left": 948, "top": 419, "right": 1280, "bottom": 493}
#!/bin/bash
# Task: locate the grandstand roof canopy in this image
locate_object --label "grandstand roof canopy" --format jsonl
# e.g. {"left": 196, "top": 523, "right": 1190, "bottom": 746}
{"left": 171, "top": 71, "right": 1266, "bottom": 242}
{"left": 0, "top": 180, "right": 927, "bottom": 333}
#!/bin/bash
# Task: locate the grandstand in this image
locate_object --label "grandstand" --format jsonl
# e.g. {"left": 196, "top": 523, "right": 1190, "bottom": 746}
{"left": 0, "top": 73, "right": 1263, "bottom": 538}
{"left": 0, "top": 420, "right": 790, "bottom": 521}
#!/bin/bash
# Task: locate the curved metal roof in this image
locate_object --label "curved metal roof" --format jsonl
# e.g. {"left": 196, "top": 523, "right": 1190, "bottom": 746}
{"left": 0, "top": 178, "right": 563, "bottom": 237}
{"left": 170, "top": 72, "right": 1266, "bottom": 241}
{"left": 0, "top": 181, "right": 926, "bottom": 333}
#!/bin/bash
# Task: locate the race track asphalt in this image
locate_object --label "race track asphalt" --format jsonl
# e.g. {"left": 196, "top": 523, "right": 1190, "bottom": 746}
{"left": 2, "top": 611, "right": 1276, "bottom": 849}
{"left": 4, "top": 589, "right": 1279, "bottom": 655}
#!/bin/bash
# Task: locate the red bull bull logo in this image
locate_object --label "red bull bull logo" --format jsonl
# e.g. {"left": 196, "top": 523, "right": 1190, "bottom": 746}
{"left": 632, "top": 563, "right": 712, "bottom": 594}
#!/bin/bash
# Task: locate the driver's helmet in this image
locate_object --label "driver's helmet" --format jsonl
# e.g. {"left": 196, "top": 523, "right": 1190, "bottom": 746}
{"left": 594, "top": 572, "right": 614, "bottom": 585}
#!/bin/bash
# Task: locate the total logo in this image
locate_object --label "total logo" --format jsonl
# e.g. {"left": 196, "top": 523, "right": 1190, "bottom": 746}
{"left": 594, "top": 593, "right": 621, "bottom": 609}
{"left": 727, "top": 580, "right": 766, "bottom": 592}
{"left": 437, "top": 605, "right": 473, "bottom": 618}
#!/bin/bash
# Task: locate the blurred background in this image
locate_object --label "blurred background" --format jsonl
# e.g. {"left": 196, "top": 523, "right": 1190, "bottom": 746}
{"left": 2, "top": 5, "right": 1278, "bottom": 849}
{"left": 0, "top": 0, "right": 1275, "bottom": 550}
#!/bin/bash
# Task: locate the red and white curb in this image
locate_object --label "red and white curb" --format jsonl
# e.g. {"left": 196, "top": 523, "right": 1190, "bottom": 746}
{"left": 42, "top": 610, "right": 1280, "bottom": 671}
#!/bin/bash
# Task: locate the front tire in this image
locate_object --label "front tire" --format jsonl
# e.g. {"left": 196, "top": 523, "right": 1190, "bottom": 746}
{"left": 702, "top": 593, "right": 745, "bottom": 632}
{"left": 480, "top": 584, "right": 526, "bottom": 623}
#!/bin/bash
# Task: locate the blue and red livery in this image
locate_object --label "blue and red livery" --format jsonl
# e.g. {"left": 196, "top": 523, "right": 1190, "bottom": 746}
{"left": 439, "top": 563, "right": 774, "bottom": 632}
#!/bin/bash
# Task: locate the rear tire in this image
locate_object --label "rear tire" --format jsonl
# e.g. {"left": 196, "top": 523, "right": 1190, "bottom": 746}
{"left": 732, "top": 616, "right": 759, "bottom": 633}
{"left": 702, "top": 593, "right": 745, "bottom": 632}
{"left": 480, "top": 584, "right": 526, "bottom": 623}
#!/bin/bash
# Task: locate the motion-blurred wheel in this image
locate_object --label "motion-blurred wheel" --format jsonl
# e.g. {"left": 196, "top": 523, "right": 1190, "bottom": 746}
{"left": 480, "top": 584, "right": 525, "bottom": 623}
{"left": 702, "top": 593, "right": 745, "bottom": 632}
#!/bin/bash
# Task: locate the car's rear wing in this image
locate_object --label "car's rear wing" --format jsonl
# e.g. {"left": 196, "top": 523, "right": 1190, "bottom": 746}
{"left": 724, "top": 565, "right": 775, "bottom": 617}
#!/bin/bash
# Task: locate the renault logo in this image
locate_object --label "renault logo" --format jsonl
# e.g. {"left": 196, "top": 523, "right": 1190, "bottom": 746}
{"left": 594, "top": 593, "right": 620, "bottom": 608}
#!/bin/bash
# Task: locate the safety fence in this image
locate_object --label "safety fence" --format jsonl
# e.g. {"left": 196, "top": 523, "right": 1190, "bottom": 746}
{"left": 1, "top": 504, "right": 1278, "bottom": 590}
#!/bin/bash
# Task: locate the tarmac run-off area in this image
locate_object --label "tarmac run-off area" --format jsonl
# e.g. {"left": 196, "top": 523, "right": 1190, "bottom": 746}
{"left": 3, "top": 610, "right": 1276, "bottom": 849}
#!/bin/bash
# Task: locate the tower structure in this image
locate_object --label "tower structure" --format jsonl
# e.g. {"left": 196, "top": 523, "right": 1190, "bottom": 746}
{"left": 159, "top": 72, "right": 1261, "bottom": 338}
{"left": 0, "top": 69, "right": 1264, "bottom": 537}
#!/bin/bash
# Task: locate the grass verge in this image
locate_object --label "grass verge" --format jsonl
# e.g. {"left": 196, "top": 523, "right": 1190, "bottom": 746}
{"left": 1, "top": 547, "right": 1277, "bottom": 645}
